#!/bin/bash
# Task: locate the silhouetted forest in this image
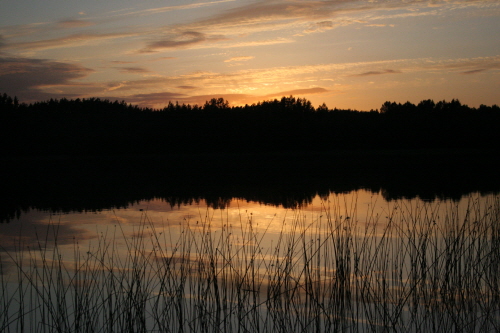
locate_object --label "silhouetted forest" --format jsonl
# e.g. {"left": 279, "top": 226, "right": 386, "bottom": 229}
{"left": 1, "top": 93, "right": 499, "bottom": 156}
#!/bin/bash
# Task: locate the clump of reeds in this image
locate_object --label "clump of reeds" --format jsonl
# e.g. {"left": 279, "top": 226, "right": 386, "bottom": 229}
{"left": 1, "top": 195, "right": 499, "bottom": 332}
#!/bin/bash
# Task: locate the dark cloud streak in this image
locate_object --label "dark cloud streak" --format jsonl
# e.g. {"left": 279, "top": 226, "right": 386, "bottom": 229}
{"left": 118, "top": 67, "right": 150, "bottom": 74}
{"left": 351, "top": 69, "right": 402, "bottom": 77}
{"left": 461, "top": 69, "right": 487, "bottom": 74}
{"left": 140, "top": 31, "right": 227, "bottom": 53}
{"left": 264, "top": 87, "right": 329, "bottom": 98}
{"left": 0, "top": 56, "right": 93, "bottom": 101}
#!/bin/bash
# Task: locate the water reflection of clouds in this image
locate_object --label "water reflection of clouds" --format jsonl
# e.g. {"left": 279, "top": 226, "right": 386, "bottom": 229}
{"left": 0, "top": 211, "right": 95, "bottom": 252}
{"left": 106, "top": 193, "right": 384, "bottom": 237}
{"left": 2, "top": 192, "right": 494, "bottom": 256}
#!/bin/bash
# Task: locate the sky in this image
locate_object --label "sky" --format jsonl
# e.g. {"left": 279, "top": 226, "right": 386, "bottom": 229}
{"left": 0, "top": 0, "right": 499, "bottom": 111}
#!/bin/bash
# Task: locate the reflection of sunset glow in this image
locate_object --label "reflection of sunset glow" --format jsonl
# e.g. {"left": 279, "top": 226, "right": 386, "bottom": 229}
{"left": 2, "top": 190, "right": 494, "bottom": 254}
{"left": 2, "top": 191, "right": 499, "bottom": 331}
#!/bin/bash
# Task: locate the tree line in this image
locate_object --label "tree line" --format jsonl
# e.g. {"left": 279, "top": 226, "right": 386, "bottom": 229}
{"left": 1, "top": 93, "right": 499, "bottom": 156}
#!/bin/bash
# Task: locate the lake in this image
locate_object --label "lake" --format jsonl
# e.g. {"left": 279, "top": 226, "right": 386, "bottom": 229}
{"left": 1, "top": 151, "right": 499, "bottom": 332}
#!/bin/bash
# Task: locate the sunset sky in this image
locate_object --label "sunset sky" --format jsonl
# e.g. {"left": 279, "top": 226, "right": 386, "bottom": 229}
{"left": 1, "top": 0, "right": 499, "bottom": 110}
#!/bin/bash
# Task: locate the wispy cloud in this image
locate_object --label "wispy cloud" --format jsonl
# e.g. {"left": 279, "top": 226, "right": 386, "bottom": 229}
{"left": 303, "top": 21, "right": 336, "bottom": 34}
{"left": 461, "top": 69, "right": 487, "bottom": 75}
{"left": 6, "top": 32, "right": 138, "bottom": 51}
{"left": 110, "top": 60, "right": 136, "bottom": 64}
{"left": 139, "top": 31, "right": 227, "bottom": 53}
{"left": 111, "top": 0, "right": 236, "bottom": 18}
{"left": 186, "top": 1, "right": 336, "bottom": 30}
{"left": 428, "top": 56, "right": 500, "bottom": 74}
{"left": 351, "top": 69, "right": 402, "bottom": 77}
{"left": 57, "top": 19, "right": 94, "bottom": 29}
{"left": 222, "top": 38, "right": 294, "bottom": 48}
{"left": 117, "top": 67, "right": 150, "bottom": 74}
{"left": 224, "top": 56, "right": 254, "bottom": 63}
{"left": 263, "top": 87, "right": 329, "bottom": 99}
{"left": 365, "top": 23, "right": 395, "bottom": 27}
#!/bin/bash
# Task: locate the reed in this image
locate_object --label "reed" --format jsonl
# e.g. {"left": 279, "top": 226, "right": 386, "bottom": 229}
{"left": 1, "top": 195, "right": 499, "bottom": 332}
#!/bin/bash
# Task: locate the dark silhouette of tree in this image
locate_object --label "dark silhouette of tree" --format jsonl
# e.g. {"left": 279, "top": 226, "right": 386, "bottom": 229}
{"left": 316, "top": 103, "right": 329, "bottom": 112}
{"left": 0, "top": 93, "right": 22, "bottom": 111}
{"left": 417, "top": 99, "right": 435, "bottom": 114}
{"left": 203, "top": 97, "right": 229, "bottom": 111}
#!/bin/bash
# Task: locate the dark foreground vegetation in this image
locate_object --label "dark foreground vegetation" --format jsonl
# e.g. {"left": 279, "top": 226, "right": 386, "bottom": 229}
{"left": 1, "top": 93, "right": 499, "bottom": 156}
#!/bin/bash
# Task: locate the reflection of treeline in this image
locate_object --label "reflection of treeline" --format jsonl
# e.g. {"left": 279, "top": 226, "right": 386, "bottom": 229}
{"left": 1, "top": 93, "right": 499, "bottom": 156}
{"left": 1, "top": 151, "right": 499, "bottom": 222}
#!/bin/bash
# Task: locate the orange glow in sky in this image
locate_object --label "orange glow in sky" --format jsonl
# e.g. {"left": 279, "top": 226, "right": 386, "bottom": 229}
{"left": 1, "top": 0, "right": 499, "bottom": 110}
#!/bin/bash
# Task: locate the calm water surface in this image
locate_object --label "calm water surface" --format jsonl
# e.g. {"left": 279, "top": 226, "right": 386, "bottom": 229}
{"left": 3, "top": 189, "right": 496, "bottom": 254}
{"left": 1, "top": 154, "right": 499, "bottom": 332}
